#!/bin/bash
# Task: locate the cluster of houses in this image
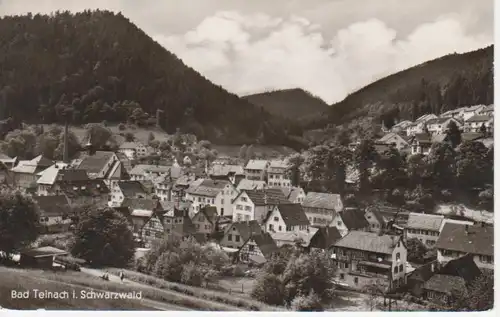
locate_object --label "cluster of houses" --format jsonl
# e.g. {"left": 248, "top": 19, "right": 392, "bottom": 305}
{"left": 0, "top": 111, "right": 493, "bottom": 307}
{"left": 377, "top": 104, "right": 494, "bottom": 155}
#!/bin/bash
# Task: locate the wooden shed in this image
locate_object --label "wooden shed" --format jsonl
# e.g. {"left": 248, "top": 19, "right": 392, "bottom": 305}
{"left": 19, "top": 246, "right": 68, "bottom": 268}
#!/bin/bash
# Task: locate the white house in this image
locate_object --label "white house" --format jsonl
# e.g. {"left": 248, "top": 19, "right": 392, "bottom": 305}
{"left": 302, "top": 192, "right": 344, "bottom": 227}
{"left": 425, "top": 117, "right": 462, "bottom": 136}
{"left": 118, "top": 142, "right": 150, "bottom": 160}
{"left": 436, "top": 223, "right": 493, "bottom": 270}
{"left": 185, "top": 179, "right": 238, "bottom": 217}
{"left": 231, "top": 188, "right": 289, "bottom": 223}
{"left": 263, "top": 203, "right": 310, "bottom": 234}
{"left": 244, "top": 160, "right": 269, "bottom": 181}
{"left": 477, "top": 104, "right": 494, "bottom": 117}
{"left": 280, "top": 186, "right": 306, "bottom": 204}
{"left": 410, "top": 134, "right": 432, "bottom": 155}
{"left": 405, "top": 213, "right": 444, "bottom": 247}
{"left": 108, "top": 180, "right": 148, "bottom": 207}
{"left": 390, "top": 120, "right": 413, "bottom": 133}
{"left": 236, "top": 179, "right": 267, "bottom": 191}
{"left": 267, "top": 160, "right": 291, "bottom": 187}
{"left": 464, "top": 115, "right": 494, "bottom": 133}
{"left": 462, "top": 105, "right": 487, "bottom": 121}
{"left": 129, "top": 164, "right": 171, "bottom": 182}
{"left": 406, "top": 114, "right": 438, "bottom": 136}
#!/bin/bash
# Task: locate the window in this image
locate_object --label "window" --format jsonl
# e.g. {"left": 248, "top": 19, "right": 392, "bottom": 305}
{"left": 249, "top": 245, "right": 255, "bottom": 252}
{"left": 235, "top": 235, "right": 240, "bottom": 242}
{"left": 236, "top": 205, "right": 243, "bottom": 210}
{"left": 145, "top": 230, "right": 151, "bottom": 236}
{"left": 394, "top": 266, "right": 399, "bottom": 274}
{"left": 269, "top": 224, "right": 274, "bottom": 231}
{"left": 337, "top": 221, "right": 342, "bottom": 226}
{"left": 396, "top": 252, "right": 401, "bottom": 261}
{"left": 274, "top": 216, "right": 279, "bottom": 221}
{"left": 354, "top": 277, "right": 358, "bottom": 284}
{"left": 278, "top": 226, "right": 282, "bottom": 231}
{"left": 340, "top": 273, "right": 345, "bottom": 280}
{"left": 228, "top": 234, "right": 232, "bottom": 241}
{"left": 155, "top": 232, "right": 162, "bottom": 238}
{"left": 244, "top": 206, "right": 251, "bottom": 211}
{"left": 399, "top": 264, "right": 403, "bottom": 272}
{"left": 241, "top": 197, "right": 248, "bottom": 202}
{"left": 221, "top": 208, "right": 224, "bottom": 214}
{"left": 286, "top": 226, "right": 292, "bottom": 232}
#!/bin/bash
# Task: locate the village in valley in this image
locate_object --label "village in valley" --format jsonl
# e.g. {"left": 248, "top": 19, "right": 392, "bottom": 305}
{"left": 0, "top": 99, "right": 494, "bottom": 311}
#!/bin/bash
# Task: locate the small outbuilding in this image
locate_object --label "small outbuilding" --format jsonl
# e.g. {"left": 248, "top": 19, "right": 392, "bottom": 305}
{"left": 19, "top": 246, "right": 68, "bottom": 268}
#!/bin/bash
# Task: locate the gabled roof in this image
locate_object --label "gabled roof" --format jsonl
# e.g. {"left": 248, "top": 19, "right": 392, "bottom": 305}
{"left": 274, "top": 204, "right": 310, "bottom": 226}
{"left": 77, "top": 151, "right": 115, "bottom": 174}
{"left": 196, "top": 206, "right": 218, "bottom": 224}
{"left": 240, "top": 188, "right": 289, "bottom": 206}
{"left": 334, "top": 231, "right": 401, "bottom": 254}
{"left": 244, "top": 159, "right": 269, "bottom": 170}
{"left": 249, "top": 232, "right": 278, "bottom": 258}
{"left": 57, "top": 169, "right": 89, "bottom": 182}
{"left": 464, "top": 104, "right": 486, "bottom": 112}
{"left": 117, "top": 181, "right": 147, "bottom": 197}
{"left": 226, "top": 220, "right": 263, "bottom": 242}
{"left": 413, "top": 133, "right": 431, "bottom": 143}
{"left": 36, "top": 163, "right": 69, "bottom": 185}
{"left": 339, "top": 208, "right": 369, "bottom": 230}
{"left": 440, "top": 254, "right": 482, "bottom": 284}
{"left": 308, "top": 227, "right": 342, "bottom": 249}
{"left": 415, "top": 114, "right": 437, "bottom": 122}
{"left": 378, "top": 132, "right": 409, "bottom": 144}
{"left": 465, "top": 115, "right": 492, "bottom": 123}
{"left": 406, "top": 213, "right": 444, "bottom": 231}
{"left": 436, "top": 223, "right": 493, "bottom": 256}
{"left": 11, "top": 155, "right": 53, "bottom": 174}
{"left": 129, "top": 164, "right": 171, "bottom": 176}
{"left": 268, "top": 160, "right": 290, "bottom": 169}
{"left": 302, "top": 192, "right": 343, "bottom": 211}
{"left": 208, "top": 164, "right": 244, "bottom": 177}
{"left": 236, "top": 179, "right": 267, "bottom": 191}
{"left": 122, "top": 198, "right": 161, "bottom": 211}
{"left": 426, "top": 117, "right": 455, "bottom": 125}
{"left": 186, "top": 179, "right": 229, "bottom": 197}
{"left": 33, "top": 195, "right": 72, "bottom": 217}
{"left": 422, "top": 274, "right": 466, "bottom": 295}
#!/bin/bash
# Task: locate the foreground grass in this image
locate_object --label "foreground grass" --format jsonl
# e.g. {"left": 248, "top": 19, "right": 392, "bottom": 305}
{"left": 34, "top": 269, "right": 234, "bottom": 311}
{"left": 0, "top": 267, "right": 150, "bottom": 310}
{"left": 107, "top": 268, "right": 283, "bottom": 311}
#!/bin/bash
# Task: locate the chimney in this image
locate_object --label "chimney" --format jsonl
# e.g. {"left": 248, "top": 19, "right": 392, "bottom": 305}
{"left": 63, "top": 121, "right": 69, "bottom": 163}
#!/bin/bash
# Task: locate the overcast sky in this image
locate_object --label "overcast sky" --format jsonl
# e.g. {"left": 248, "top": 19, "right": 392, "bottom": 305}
{"left": 0, "top": 0, "right": 494, "bottom": 104}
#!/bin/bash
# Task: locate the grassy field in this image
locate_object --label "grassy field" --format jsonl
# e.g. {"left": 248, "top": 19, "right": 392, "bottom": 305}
{"left": 106, "top": 268, "right": 282, "bottom": 311}
{"left": 0, "top": 267, "right": 151, "bottom": 310}
{"left": 217, "top": 276, "right": 256, "bottom": 295}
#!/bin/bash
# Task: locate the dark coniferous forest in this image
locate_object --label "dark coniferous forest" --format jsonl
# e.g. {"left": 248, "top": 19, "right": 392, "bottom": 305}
{"left": 0, "top": 10, "right": 301, "bottom": 145}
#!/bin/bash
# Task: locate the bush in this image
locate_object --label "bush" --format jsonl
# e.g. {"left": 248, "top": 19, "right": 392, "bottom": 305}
{"left": 291, "top": 291, "right": 324, "bottom": 311}
{"left": 153, "top": 251, "right": 183, "bottom": 282}
{"left": 251, "top": 273, "right": 286, "bottom": 306}
{"left": 181, "top": 262, "right": 205, "bottom": 287}
{"left": 118, "top": 123, "right": 126, "bottom": 131}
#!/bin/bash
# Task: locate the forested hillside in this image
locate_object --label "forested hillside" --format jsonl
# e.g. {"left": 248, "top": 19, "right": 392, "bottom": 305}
{"left": 0, "top": 10, "right": 300, "bottom": 146}
{"left": 243, "top": 88, "right": 330, "bottom": 122}
{"left": 307, "top": 45, "right": 494, "bottom": 130}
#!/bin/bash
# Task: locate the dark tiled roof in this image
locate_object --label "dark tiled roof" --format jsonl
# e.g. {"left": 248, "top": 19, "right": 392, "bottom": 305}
{"left": 309, "top": 227, "right": 342, "bottom": 249}
{"left": 436, "top": 223, "right": 493, "bottom": 256}
{"left": 303, "top": 192, "right": 343, "bottom": 211}
{"left": 77, "top": 151, "right": 115, "bottom": 174}
{"left": 186, "top": 179, "right": 229, "bottom": 197}
{"left": 441, "top": 254, "right": 481, "bottom": 284}
{"left": 275, "top": 204, "right": 310, "bottom": 226}
{"left": 423, "top": 274, "right": 466, "bottom": 295}
{"left": 340, "top": 208, "right": 369, "bottom": 230}
{"left": 199, "top": 206, "right": 218, "bottom": 224}
{"left": 58, "top": 179, "right": 109, "bottom": 197}
{"left": 57, "top": 169, "right": 89, "bottom": 181}
{"left": 122, "top": 198, "right": 160, "bottom": 211}
{"left": 228, "top": 220, "right": 263, "bottom": 242}
{"left": 244, "top": 188, "right": 289, "bottom": 206}
{"left": 118, "top": 181, "right": 147, "bottom": 197}
{"left": 334, "top": 231, "right": 401, "bottom": 254}
{"left": 408, "top": 261, "right": 438, "bottom": 282}
{"left": 251, "top": 232, "right": 278, "bottom": 258}
{"left": 33, "top": 195, "right": 72, "bottom": 217}
{"left": 406, "top": 213, "right": 444, "bottom": 231}
{"left": 413, "top": 133, "right": 431, "bottom": 143}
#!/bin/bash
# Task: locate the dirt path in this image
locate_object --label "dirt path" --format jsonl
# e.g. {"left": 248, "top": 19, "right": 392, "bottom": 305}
{"left": 81, "top": 267, "right": 245, "bottom": 311}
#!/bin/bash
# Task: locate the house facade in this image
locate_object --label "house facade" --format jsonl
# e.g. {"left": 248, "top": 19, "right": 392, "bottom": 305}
{"left": 464, "top": 115, "right": 494, "bottom": 133}
{"left": 232, "top": 189, "right": 289, "bottom": 224}
{"left": 377, "top": 133, "right": 410, "bottom": 151}
{"left": 219, "top": 220, "right": 263, "bottom": 250}
{"left": 239, "top": 232, "right": 278, "bottom": 264}
{"left": 118, "top": 142, "right": 150, "bottom": 160}
{"left": 302, "top": 192, "right": 344, "bottom": 227}
{"left": 11, "top": 155, "right": 53, "bottom": 190}
{"left": 426, "top": 117, "right": 462, "bottom": 136}
{"left": 129, "top": 164, "right": 171, "bottom": 182}
{"left": 191, "top": 206, "right": 218, "bottom": 239}
{"left": 405, "top": 213, "right": 444, "bottom": 247}
{"left": 330, "top": 208, "right": 370, "bottom": 237}
{"left": 108, "top": 180, "right": 148, "bottom": 207}
{"left": 263, "top": 204, "right": 310, "bottom": 234}
{"left": 141, "top": 212, "right": 165, "bottom": 247}
{"left": 410, "top": 134, "right": 432, "bottom": 155}
{"left": 266, "top": 160, "right": 291, "bottom": 187}
{"left": 186, "top": 179, "right": 238, "bottom": 216}
{"left": 332, "top": 232, "right": 407, "bottom": 291}
{"left": 244, "top": 160, "right": 269, "bottom": 181}
{"left": 34, "top": 195, "right": 73, "bottom": 233}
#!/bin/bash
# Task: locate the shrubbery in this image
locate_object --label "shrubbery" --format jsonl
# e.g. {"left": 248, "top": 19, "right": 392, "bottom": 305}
{"left": 291, "top": 291, "right": 324, "bottom": 311}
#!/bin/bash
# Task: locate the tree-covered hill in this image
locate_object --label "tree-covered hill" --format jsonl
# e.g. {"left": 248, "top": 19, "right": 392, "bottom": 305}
{"left": 306, "top": 45, "right": 494, "bottom": 130}
{"left": 0, "top": 10, "right": 299, "bottom": 146}
{"left": 243, "top": 88, "right": 330, "bottom": 122}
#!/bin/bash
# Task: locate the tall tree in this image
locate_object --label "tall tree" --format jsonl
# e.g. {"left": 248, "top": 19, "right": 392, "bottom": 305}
{"left": 455, "top": 141, "right": 492, "bottom": 189}
{"left": 445, "top": 121, "right": 462, "bottom": 148}
{"left": 0, "top": 192, "right": 40, "bottom": 257}
{"left": 353, "top": 139, "right": 378, "bottom": 194}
